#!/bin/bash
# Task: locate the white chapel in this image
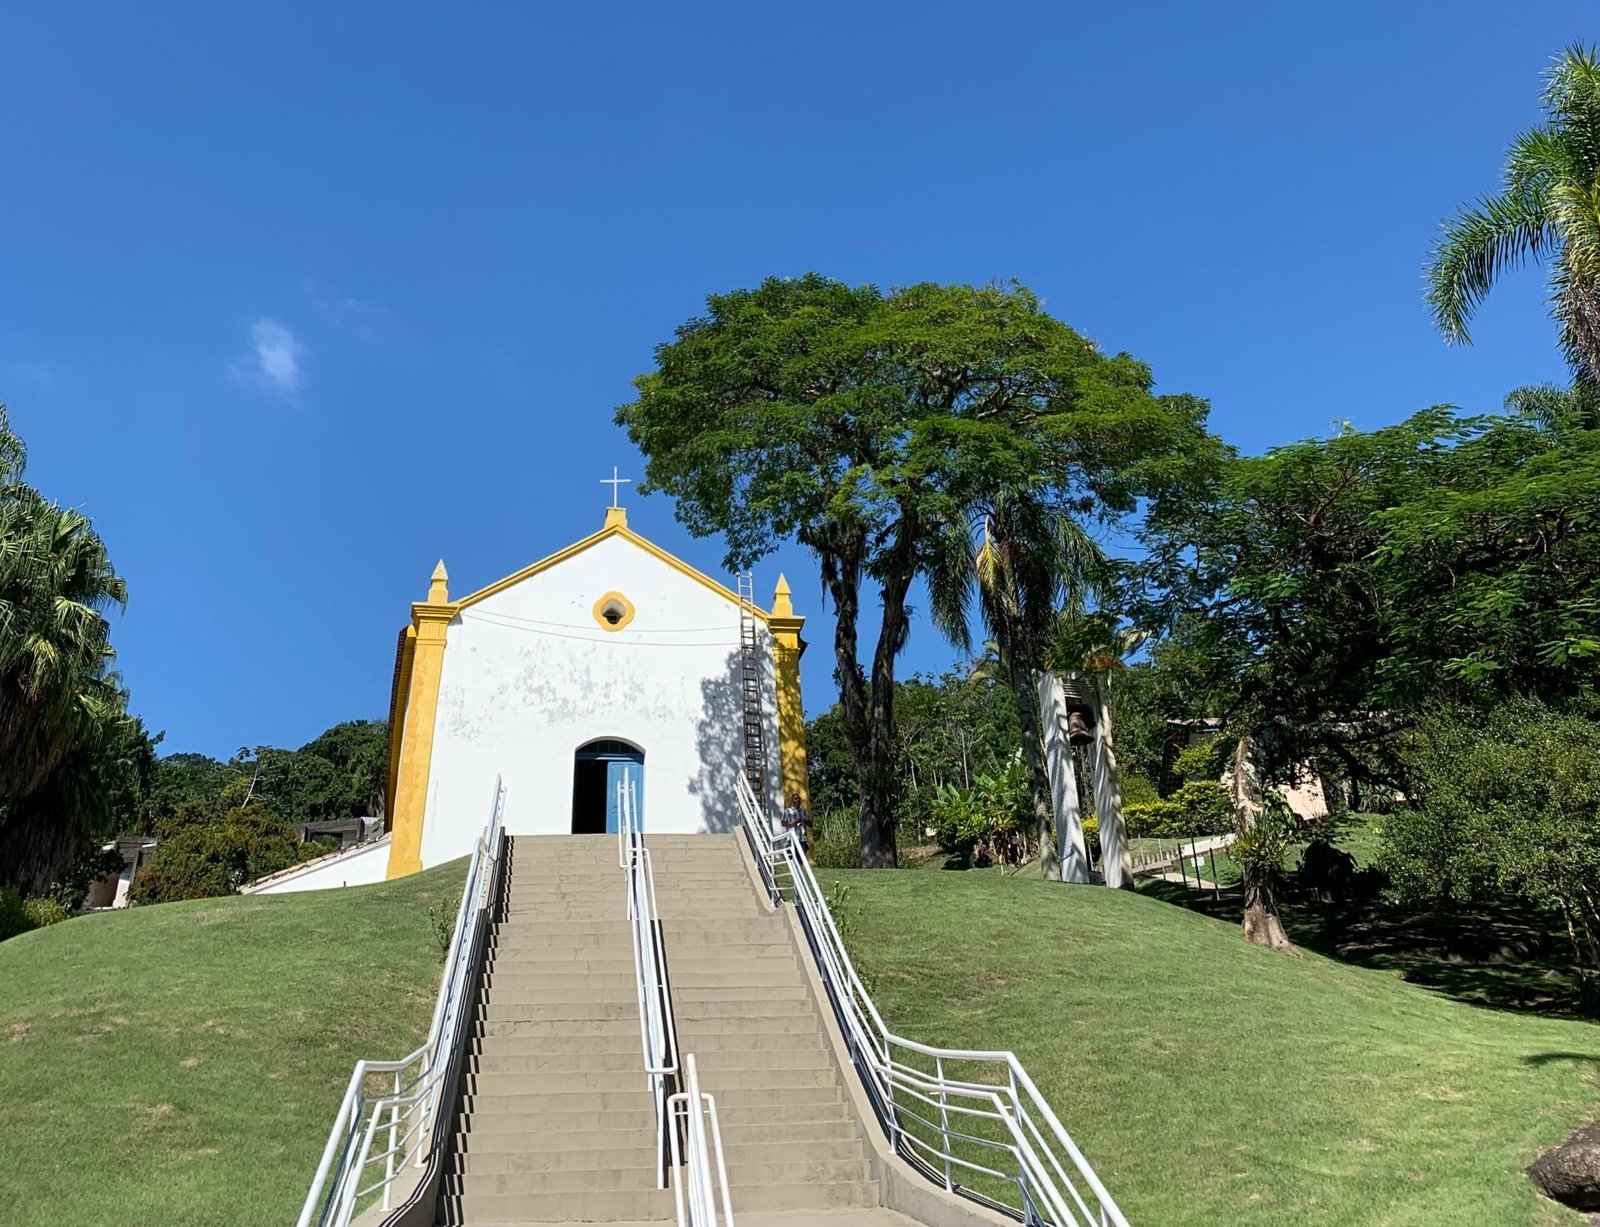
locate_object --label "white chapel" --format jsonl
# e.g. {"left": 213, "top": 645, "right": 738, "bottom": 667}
{"left": 380, "top": 500, "right": 810, "bottom": 880}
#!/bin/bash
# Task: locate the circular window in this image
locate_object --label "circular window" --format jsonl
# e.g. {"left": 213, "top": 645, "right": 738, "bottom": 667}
{"left": 592, "top": 591, "right": 636, "bottom": 631}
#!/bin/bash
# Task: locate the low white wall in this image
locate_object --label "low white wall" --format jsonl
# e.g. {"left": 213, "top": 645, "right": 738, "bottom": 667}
{"left": 244, "top": 837, "right": 392, "bottom": 894}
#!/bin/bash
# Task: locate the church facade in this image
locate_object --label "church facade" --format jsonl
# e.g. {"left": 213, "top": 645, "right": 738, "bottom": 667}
{"left": 383, "top": 506, "right": 809, "bottom": 878}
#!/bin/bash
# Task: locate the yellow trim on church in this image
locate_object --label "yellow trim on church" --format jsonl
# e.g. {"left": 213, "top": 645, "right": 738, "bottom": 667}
{"left": 386, "top": 561, "right": 457, "bottom": 880}
{"left": 591, "top": 590, "right": 637, "bottom": 631}
{"left": 769, "top": 573, "right": 810, "bottom": 812}
{"left": 454, "top": 506, "right": 773, "bottom": 622}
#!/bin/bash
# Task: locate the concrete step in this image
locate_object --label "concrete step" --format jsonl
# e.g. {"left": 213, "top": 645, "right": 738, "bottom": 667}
{"left": 725, "top": 1181, "right": 881, "bottom": 1212}
{"left": 477, "top": 1016, "right": 641, "bottom": 1038}
{"left": 461, "top": 1087, "right": 657, "bottom": 1114}
{"left": 663, "top": 1012, "right": 824, "bottom": 1035}
{"left": 450, "top": 1164, "right": 661, "bottom": 1195}
{"left": 667, "top": 969, "right": 803, "bottom": 989}
{"left": 687, "top": 1047, "right": 838, "bottom": 1073}
{"left": 461, "top": 1068, "right": 657, "bottom": 1094}
{"left": 453, "top": 1125, "right": 661, "bottom": 1156}
{"left": 482, "top": 999, "right": 641, "bottom": 1022}
{"left": 696, "top": 1084, "right": 846, "bottom": 1110}
{"left": 455, "top": 1140, "right": 658, "bottom": 1173}
{"left": 486, "top": 953, "right": 797, "bottom": 974}
{"left": 721, "top": 1138, "right": 869, "bottom": 1166}
{"left": 723, "top": 1159, "right": 877, "bottom": 1189}
{"left": 474, "top": 1029, "right": 824, "bottom": 1058}
{"left": 438, "top": 1187, "right": 674, "bottom": 1223}
{"left": 675, "top": 999, "right": 816, "bottom": 1020}
{"left": 712, "top": 1100, "right": 858, "bottom": 1129}
{"left": 483, "top": 975, "right": 644, "bottom": 996}
{"left": 469, "top": 1048, "right": 649, "bottom": 1073}
{"left": 465, "top": 1084, "right": 840, "bottom": 1113}
{"left": 481, "top": 1031, "right": 804, "bottom": 1057}
{"left": 456, "top": 1105, "right": 654, "bottom": 1132}
{"left": 669, "top": 984, "right": 810, "bottom": 1002}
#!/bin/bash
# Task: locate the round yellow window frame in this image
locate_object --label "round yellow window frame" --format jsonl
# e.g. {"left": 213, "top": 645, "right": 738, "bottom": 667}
{"left": 592, "top": 591, "right": 636, "bottom": 632}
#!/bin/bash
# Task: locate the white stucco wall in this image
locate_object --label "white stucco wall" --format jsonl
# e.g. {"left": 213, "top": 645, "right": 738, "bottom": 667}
{"left": 416, "top": 533, "right": 780, "bottom": 868}
{"left": 244, "top": 837, "right": 392, "bottom": 894}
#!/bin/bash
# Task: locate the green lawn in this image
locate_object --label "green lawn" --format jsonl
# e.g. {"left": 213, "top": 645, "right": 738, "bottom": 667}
{"left": 0, "top": 860, "right": 466, "bottom": 1227}
{"left": 821, "top": 866, "right": 1600, "bottom": 1227}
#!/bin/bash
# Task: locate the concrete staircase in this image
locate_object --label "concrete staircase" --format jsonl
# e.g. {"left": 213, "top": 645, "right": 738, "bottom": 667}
{"left": 435, "top": 835, "right": 673, "bottom": 1225}
{"left": 650, "top": 834, "right": 880, "bottom": 1214}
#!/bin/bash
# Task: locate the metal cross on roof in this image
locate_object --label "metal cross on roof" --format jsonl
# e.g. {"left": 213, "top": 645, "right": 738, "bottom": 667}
{"left": 600, "top": 466, "right": 632, "bottom": 508}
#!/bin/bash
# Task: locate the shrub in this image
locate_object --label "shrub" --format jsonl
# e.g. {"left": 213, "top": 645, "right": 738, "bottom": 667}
{"left": 1124, "top": 781, "right": 1234, "bottom": 838}
{"left": 132, "top": 802, "right": 318, "bottom": 904}
{"left": 930, "top": 761, "right": 1029, "bottom": 867}
{"left": 808, "top": 809, "right": 859, "bottom": 869}
{"left": 21, "top": 896, "right": 70, "bottom": 929}
{"left": 1120, "top": 775, "right": 1160, "bottom": 808}
{"left": 1382, "top": 700, "right": 1600, "bottom": 1003}
{"left": 0, "top": 887, "right": 33, "bottom": 942}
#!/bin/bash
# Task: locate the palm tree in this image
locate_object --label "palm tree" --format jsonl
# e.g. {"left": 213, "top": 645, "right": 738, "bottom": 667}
{"left": 0, "top": 406, "right": 130, "bottom": 890}
{"left": 929, "top": 486, "right": 1107, "bottom": 881}
{"left": 1428, "top": 45, "right": 1600, "bottom": 380}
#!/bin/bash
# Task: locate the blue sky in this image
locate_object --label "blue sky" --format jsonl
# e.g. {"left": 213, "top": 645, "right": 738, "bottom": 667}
{"left": 0, "top": 2, "right": 1586, "bottom": 758}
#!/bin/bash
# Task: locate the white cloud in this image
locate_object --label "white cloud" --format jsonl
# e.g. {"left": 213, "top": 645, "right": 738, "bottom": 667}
{"left": 248, "top": 319, "right": 304, "bottom": 395}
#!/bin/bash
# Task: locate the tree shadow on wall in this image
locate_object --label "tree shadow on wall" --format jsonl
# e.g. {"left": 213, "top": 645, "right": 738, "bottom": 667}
{"left": 689, "top": 649, "right": 745, "bottom": 834}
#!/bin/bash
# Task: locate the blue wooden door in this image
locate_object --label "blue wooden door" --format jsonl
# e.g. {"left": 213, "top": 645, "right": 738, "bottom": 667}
{"left": 604, "top": 760, "right": 642, "bottom": 834}
{"left": 575, "top": 740, "right": 643, "bottom": 835}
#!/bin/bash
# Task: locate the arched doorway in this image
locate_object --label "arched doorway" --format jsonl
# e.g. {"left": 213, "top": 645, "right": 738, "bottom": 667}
{"left": 572, "top": 739, "right": 644, "bottom": 835}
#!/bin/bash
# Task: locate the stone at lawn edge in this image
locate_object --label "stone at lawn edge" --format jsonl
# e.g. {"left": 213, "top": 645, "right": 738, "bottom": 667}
{"left": 1529, "top": 1120, "right": 1600, "bottom": 1211}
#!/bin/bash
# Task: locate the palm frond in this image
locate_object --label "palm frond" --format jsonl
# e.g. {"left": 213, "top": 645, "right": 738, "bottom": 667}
{"left": 1426, "top": 188, "right": 1554, "bottom": 343}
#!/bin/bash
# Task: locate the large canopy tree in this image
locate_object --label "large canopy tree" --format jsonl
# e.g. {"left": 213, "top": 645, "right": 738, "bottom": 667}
{"left": 619, "top": 275, "right": 1212, "bottom": 865}
{"left": 1428, "top": 44, "right": 1600, "bottom": 379}
{"left": 1138, "top": 402, "right": 1600, "bottom": 946}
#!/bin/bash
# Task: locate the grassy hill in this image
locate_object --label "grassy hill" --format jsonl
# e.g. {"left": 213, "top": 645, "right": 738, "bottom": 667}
{"left": 821, "top": 866, "right": 1600, "bottom": 1227}
{"left": 0, "top": 860, "right": 466, "bottom": 1227}
{"left": 3, "top": 854, "right": 1596, "bottom": 1227}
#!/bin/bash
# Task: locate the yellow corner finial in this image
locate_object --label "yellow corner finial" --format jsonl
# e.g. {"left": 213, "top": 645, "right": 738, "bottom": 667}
{"left": 772, "top": 573, "right": 794, "bottom": 618}
{"left": 428, "top": 560, "right": 449, "bottom": 603}
{"left": 604, "top": 506, "right": 628, "bottom": 529}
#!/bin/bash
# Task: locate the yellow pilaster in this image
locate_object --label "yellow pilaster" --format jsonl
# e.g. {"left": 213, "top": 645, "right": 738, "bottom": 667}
{"left": 769, "top": 574, "right": 810, "bottom": 812}
{"left": 386, "top": 561, "right": 456, "bottom": 880}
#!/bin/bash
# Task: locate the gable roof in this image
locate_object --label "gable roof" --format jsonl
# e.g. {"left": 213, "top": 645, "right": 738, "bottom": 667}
{"left": 453, "top": 511, "right": 771, "bottom": 622}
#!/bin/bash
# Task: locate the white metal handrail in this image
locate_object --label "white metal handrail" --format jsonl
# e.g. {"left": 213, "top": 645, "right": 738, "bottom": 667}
{"left": 617, "top": 773, "right": 735, "bottom": 1227}
{"left": 668, "top": 1053, "right": 736, "bottom": 1227}
{"left": 737, "top": 775, "right": 1130, "bottom": 1227}
{"left": 616, "top": 771, "right": 682, "bottom": 1189}
{"left": 297, "top": 778, "right": 507, "bottom": 1227}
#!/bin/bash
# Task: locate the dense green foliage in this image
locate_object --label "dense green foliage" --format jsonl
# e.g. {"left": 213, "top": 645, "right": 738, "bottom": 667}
{"left": 122, "top": 721, "right": 389, "bottom": 905}
{"left": 805, "top": 660, "right": 1021, "bottom": 845}
{"left": 1123, "top": 780, "right": 1234, "bottom": 838}
{"left": 620, "top": 275, "right": 1212, "bottom": 865}
{"left": 927, "top": 760, "right": 1030, "bottom": 867}
{"left": 0, "top": 858, "right": 467, "bottom": 1227}
{"left": 0, "top": 406, "right": 151, "bottom": 896}
{"left": 129, "top": 802, "right": 319, "bottom": 904}
{"left": 1384, "top": 701, "right": 1600, "bottom": 997}
{"left": 1136, "top": 399, "right": 1600, "bottom": 945}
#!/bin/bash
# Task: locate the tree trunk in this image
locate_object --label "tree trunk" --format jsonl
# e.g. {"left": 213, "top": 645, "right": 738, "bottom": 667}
{"left": 1232, "top": 728, "right": 1295, "bottom": 951}
{"left": 810, "top": 515, "right": 912, "bottom": 870}
{"left": 1008, "top": 650, "right": 1059, "bottom": 880}
{"left": 858, "top": 513, "right": 918, "bottom": 868}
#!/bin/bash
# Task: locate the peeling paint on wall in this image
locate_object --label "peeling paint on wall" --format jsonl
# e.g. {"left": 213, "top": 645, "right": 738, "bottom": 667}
{"left": 417, "top": 534, "right": 780, "bottom": 867}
